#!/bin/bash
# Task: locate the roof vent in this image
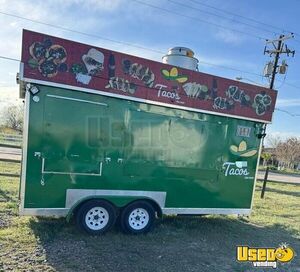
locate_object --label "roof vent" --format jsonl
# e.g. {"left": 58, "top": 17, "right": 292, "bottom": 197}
{"left": 162, "top": 47, "right": 198, "bottom": 71}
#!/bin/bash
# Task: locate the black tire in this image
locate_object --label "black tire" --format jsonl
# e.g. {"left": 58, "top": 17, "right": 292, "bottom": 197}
{"left": 120, "top": 201, "right": 155, "bottom": 234}
{"left": 76, "top": 199, "right": 116, "bottom": 235}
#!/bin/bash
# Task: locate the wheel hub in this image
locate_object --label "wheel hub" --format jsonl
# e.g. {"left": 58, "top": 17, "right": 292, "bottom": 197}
{"left": 128, "top": 208, "right": 149, "bottom": 230}
{"left": 85, "top": 207, "right": 109, "bottom": 230}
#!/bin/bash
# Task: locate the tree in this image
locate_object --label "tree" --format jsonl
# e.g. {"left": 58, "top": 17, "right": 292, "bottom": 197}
{"left": 261, "top": 152, "right": 271, "bottom": 166}
{"left": 276, "top": 137, "right": 300, "bottom": 169}
{"left": 3, "top": 104, "right": 24, "bottom": 132}
{"left": 264, "top": 134, "right": 281, "bottom": 166}
{"left": 265, "top": 134, "right": 281, "bottom": 149}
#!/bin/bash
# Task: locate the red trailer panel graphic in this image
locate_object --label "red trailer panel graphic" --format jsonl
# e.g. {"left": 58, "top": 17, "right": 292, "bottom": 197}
{"left": 21, "top": 29, "right": 277, "bottom": 123}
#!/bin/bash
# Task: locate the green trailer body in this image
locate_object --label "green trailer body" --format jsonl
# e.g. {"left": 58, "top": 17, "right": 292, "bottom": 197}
{"left": 19, "top": 30, "right": 277, "bottom": 233}
{"left": 20, "top": 84, "right": 264, "bottom": 217}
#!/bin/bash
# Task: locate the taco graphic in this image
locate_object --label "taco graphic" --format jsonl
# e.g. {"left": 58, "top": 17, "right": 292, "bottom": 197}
{"left": 161, "top": 67, "right": 188, "bottom": 83}
{"left": 230, "top": 140, "right": 257, "bottom": 157}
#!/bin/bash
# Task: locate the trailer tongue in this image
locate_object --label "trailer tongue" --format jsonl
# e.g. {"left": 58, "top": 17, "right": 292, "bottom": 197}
{"left": 18, "top": 30, "right": 277, "bottom": 234}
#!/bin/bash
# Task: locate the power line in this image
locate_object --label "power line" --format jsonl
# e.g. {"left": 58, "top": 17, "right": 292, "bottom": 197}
{"left": 186, "top": 0, "right": 300, "bottom": 45}
{"left": 279, "top": 81, "right": 300, "bottom": 90}
{"left": 275, "top": 108, "right": 300, "bottom": 117}
{"left": 1, "top": 54, "right": 300, "bottom": 90}
{"left": 0, "top": 11, "right": 165, "bottom": 55}
{"left": 2, "top": 3, "right": 299, "bottom": 49}
{"left": 0, "top": 55, "right": 20, "bottom": 62}
{"left": 293, "top": 39, "right": 300, "bottom": 45}
{"left": 198, "top": 60, "right": 263, "bottom": 77}
{"left": 0, "top": 5, "right": 297, "bottom": 64}
{"left": 0, "top": 8, "right": 270, "bottom": 80}
{"left": 167, "top": 0, "right": 279, "bottom": 36}
{"left": 0, "top": 54, "right": 264, "bottom": 80}
{"left": 0, "top": 5, "right": 298, "bottom": 90}
{"left": 4, "top": 58, "right": 299, "bottom": 117}
{"left": 131, "top": 0, "right": 266, "bottom": 40}
{"left": 186, "top": 0, "right": 290, "bottom": 34}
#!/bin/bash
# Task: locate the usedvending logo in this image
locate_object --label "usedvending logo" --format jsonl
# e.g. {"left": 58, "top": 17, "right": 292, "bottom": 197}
{"left": 236, "top": 244, "right": 295, "bottom": 268}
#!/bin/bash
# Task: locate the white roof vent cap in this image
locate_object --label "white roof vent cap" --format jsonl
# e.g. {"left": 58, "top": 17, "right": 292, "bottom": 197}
{"left": 162, "top": 47, "right": 198, "bottom": 71}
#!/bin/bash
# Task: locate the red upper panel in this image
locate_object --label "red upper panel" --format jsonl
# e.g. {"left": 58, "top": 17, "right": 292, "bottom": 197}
{"left": 21, "top": 29, "right": 277, "bottom": 123}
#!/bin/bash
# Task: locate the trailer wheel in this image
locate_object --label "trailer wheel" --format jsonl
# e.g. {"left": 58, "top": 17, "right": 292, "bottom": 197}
{"left": 76, "top": 199, "right": 116, "bottom": 235}
{"left": 120, "top": 201, "right": 155, "bottom": 234}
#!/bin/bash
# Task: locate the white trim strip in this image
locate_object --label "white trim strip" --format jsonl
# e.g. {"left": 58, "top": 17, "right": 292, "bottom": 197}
{"left": 19, "top": 88, "right": 30, "bottom": 214}
{"left": 66, "top": 189, "right": 167, "bottom": 209}
{"left": 23, "top": 77, "right": 270, "bottom": 124}
{"left": 46, "top": 94, "right": 108, "bottom": 106}
{"left": 250, "top": 137, "right": 264, "bottom": 210}
{"left": 21, "top": 208, "right": 69, "bottom": 217}
{"left": 19, "top": 62, "right": 24, "bottom": 81}
{"left": 41, "top": 158, "right": 103, "bottom": 176}
{"left": 20, "top": 207, "right": 251, "bottom": 217}
{"left": 42, "top": 171, "right": 103, "bottom": 176}
{"left": 162, "top": 208, "right": 251, "bottom": 215}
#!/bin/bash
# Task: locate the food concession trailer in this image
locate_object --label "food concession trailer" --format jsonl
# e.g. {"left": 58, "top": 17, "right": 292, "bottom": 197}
{"left": 18, "top": 30, "right": 277, "bottom": 234}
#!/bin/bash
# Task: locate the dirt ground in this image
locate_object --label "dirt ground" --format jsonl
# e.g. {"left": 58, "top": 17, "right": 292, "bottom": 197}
{"left": 0, "top": 176, "right": 299, "bottom": 272}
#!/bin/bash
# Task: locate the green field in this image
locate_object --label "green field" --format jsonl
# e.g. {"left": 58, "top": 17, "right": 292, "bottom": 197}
{"left": 0, "top": 163, "right": 299, "bottom": 271}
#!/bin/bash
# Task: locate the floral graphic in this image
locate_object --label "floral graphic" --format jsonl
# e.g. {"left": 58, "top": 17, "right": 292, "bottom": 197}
{"left": 213, "top": 86, "right": 272, "bottom": 117}
{"left": 252, "top": 93, "right": 272, "bottom": 116}
{"left": 28, "top": 38, "right": 67, "bottom": 78}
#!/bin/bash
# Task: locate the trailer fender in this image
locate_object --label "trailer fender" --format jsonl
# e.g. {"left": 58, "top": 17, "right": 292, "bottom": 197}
{"left": 66, "top": 195, "right": 163, "bottom": 222}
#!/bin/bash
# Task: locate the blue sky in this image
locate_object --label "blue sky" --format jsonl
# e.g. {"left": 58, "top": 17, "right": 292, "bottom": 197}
{"left": 0, "top": 0, "right": 299, "bottom": 140}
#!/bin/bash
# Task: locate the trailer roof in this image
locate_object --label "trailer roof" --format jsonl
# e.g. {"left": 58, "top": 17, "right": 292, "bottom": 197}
{"left": 20, "top": 30, "right": 277, "bottom": 123}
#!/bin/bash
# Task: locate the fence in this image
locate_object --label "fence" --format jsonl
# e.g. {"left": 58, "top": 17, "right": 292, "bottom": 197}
{"left": 0, "top": 159, "right": 20, "bottom": 177}
{"left": 0, "top": 133, "right": 22, "bottom": 177}
{"left": 0, "top": 133, "right": 23, "bottom": 148}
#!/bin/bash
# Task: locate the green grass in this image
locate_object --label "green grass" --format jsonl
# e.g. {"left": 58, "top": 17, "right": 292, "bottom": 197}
{"left": 0, "top": 161, "right": 20, "bottom": 176}
{"left": 0, "top": 127, "right": 21, "bottom": 134}
{"left": 0, "top": 172, "right": 299, "bottom": 271}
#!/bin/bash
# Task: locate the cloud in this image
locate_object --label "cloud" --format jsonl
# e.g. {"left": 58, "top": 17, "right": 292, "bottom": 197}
{"left": 213, "top": 29, "right": 247, "bottom": 45}
{"left": 266, "top": 131, "right": 300, "bottom": 144}
{"left": 0, "top": 86, "right": 19, "bottom": 101}
{"left": 0, "top": 0, "right": 121, "bottom": 55}
{"left": 60, "top": 0, "right": 123, "bottom": 11}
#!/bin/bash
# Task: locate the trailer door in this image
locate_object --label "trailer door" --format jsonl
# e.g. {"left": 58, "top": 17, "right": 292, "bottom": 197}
{"left": 42, "top": 92, "right": 108, "bottom": 176}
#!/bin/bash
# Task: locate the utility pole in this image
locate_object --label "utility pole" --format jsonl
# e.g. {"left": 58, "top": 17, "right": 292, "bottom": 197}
{"left": 261, "top": 33, "right": 295, "bottom": 198}
{"left": 264, "top": 33, "right": 295, "bottom": 89}
{"left": 269, "top": 36, "right": 283, "bottom": 89}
